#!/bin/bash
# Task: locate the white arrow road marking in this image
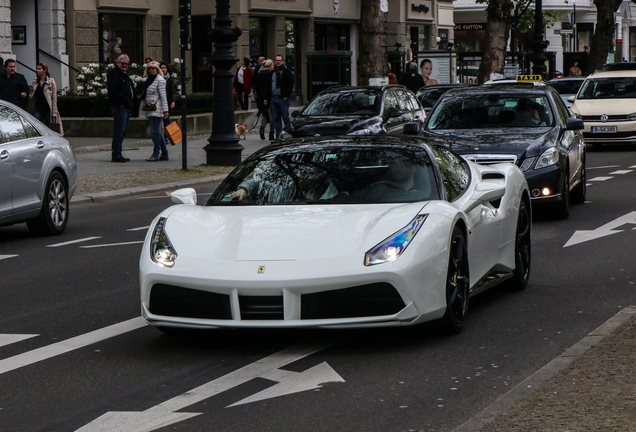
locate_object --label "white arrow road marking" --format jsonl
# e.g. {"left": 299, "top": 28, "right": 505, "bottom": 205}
{"left": 609, "top": 170, "right": 633, "bottom": 175}
{"left": 46, "top": 237, "right": 102, "bottom": 248}
{"left": 77, "top": 342, "right": 343, "bottom": 432}
{"left": 588, "top": 176, "right": 612, "bottom": 182}
{"left": 564, "top": 211, "right": 636, "bottom": 248}
{"left": 0, "top": 255, "right": 18, "bottom": 261}
{"left": 126, "top": 226, "right": 149, "bottom": 232}
{"left": 0, "top": 318, "right": 146, "bottom": 375}
{"left": 80, "top": 241, "right": 144, "bottom": 249}
{"left": 0, "top": 334, "right": 39, "bottom": 348}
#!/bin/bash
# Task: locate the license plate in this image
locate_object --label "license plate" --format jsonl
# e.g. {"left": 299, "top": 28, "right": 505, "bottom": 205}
{"left": 591, "top": 126, "right": 617, "bottom": 133}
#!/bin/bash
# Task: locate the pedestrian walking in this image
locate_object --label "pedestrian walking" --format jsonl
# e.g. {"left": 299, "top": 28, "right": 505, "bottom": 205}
{"left": 139, "top": 61, "right": 169, "bottom": 162}
{"left": 270, "top": 55, "right": 294, "bottom": 141}
{"left": 401, "top": 62, "right": 424, "bottom": 93}
{"left": 27, "top": 62, "right": 62, "bottom": 132}
{"left": 254, "top": 59, "right": 275, "bottom": 140}
{"left": 0, "top": 59, "right": 29, "bottom": 109}
{"left": 107, "top": 54, "right": 136, "bottom": 162}
{"left": 233, "top": 57, "right": 253, "bottom": 110}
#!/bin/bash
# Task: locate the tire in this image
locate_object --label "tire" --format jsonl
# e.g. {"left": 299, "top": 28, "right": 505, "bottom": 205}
{"left": 571, "top": 163, "right": 586, "bottom": 205}
{"left": 508, "top": 199, "right": 531, "bottom": 290}
{"left": 27, "top": 172, "right": 69, "bottom": 236}
{"left": 554, "top": 171, "right": 570, "bottom": 220}
{"left": 440, "top": 226, "right": 470, "bottom": 335}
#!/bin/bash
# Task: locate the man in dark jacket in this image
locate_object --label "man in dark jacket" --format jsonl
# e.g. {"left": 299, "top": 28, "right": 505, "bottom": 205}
{"left": 0, "top": 59, "right": 29, "bottom": 109}
{"left": 400, "top": 62, "right": 424, "bottom": 93}
{"left": 270, "top": 55, "right": 294, "bottom": 141}
{"left": 107, "top": 54, "right": 135, "bottom": 162}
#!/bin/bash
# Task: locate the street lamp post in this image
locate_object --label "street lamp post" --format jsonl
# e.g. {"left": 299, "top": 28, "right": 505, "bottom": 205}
{"left": 528, "top": 0, "right": 549, "bottom": 77}
{"left": 203, "top": 0, "right": 243, "bottom": 166}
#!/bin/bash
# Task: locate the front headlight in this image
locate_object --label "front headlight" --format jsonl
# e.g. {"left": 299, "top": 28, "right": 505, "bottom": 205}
{"left": 150, "top": 217, "right": 177, "bottom": 267}
{"left": 280, "top": 131, "right": 293, "bottom": 141}
{"left": 364, "top": 214, "right": 427, "bottom": 266}
{"left": 573, "top": 113, "right": 583, "bottom": 119}
{"left": 534, "top": 147, "right": 559, "bottom": 170}
{"left": 627, "top": 112, "right": 636, "bottom": 120}
{"left": 519, "top": 157, "right": 536, "bottom": 172}
{"left": 347, "top": 116, "right": 384, "bottom": 135}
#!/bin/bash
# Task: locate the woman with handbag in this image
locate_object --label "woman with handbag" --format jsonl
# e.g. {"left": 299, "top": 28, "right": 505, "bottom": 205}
{"left": 233, "top": 57, "right": 252, "bottom": 110}
{"left": 160, "top": 62, "right": 176, "bottom": 148}
{"left": 27, "top": 62, "right": 62, "bottom": 133}
{"left": 140, "top": 61, "right": 169, "bottom": 162}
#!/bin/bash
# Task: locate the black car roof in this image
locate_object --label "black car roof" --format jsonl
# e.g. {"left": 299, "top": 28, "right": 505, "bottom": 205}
{"left": 318, "top": 85, "right": 407, "bottom": 95}
{"left": 443, "top": 84, "right": 553, "bottom": 96}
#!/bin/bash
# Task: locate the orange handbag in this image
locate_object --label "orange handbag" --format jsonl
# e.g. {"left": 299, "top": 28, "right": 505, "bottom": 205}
{"left": 163, "top": 121, "right": 182, "bottom": 146}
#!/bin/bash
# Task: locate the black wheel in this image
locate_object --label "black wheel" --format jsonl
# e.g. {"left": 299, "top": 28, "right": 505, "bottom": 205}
{"left": 571, "top": 163, "right": 586, "bottom": 205}
{"left": 440, "top": 226, "right": 470, "bottom": 335}
{"left": 27, "top": 172, "right": 69, "bottom": 236}
{"left": 508, "top": 199, "right": 531, "bottom": 290}
{"left": 554, "top": 171, "right": 570, "bottom": 219}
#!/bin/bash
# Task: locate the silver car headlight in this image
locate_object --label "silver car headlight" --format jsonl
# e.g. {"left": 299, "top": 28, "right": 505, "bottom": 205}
{"left": 348, "top": 116, "right": 385, "bottom": 135}
{"left": 573, "top": 112, "right": 583, "bottom": 119}
{"left": 519, "top": 157, "right": 536, "bottom": 172}
{"left": 627, "top": 112, "right": 636, "bottom": 120}
{"left": 150, "top": 217, "right": 177, "bottom": 267}
{"left": 364, "top": 214, "right": 427, "bottom": 266}
{"left": 534, "top": 147, "right": 559, "bottom": 170}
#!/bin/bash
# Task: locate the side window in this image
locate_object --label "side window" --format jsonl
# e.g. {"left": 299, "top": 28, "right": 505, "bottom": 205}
{"left": 430, "top": 145, "right": 470, "bottom": 201}
{"left": 397, "top": 91, "right": 413, "bottom": 112}
{"left": 20, "top": 115, "right": 42, "bottom": 139}
{"left": 383, "top": 92, "right": 399, "bottom": 113}
{"left": 552, "top": 93, "right": 570, "bottom": 124}
{"left": 408, "top": 92, "right": 421, "bottom": 110}
{"left": 0, "top": 106, "right": 27, "bottom": 143}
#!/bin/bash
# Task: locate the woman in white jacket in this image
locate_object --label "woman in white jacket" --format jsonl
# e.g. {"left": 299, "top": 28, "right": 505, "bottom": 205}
{"left": 141, "top": 61, "right": 170, "bottom": 161}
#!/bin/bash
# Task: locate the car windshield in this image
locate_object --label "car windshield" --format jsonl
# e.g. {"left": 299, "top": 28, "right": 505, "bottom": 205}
{"left": 549, "top": 80, "right": 584, "bottom": 95}
{"left": 577, "top": 77, "right": 636, "bottom": 99}
{"left": 416, "top": 88, "right": 449, "bottom": 107}
{"left": 206, "top": 144, "right": 440, "bottom": 206}
{"left": 302, "top": 90, "right": 382, "bottom": 116}
{"left": 427, "top": 94, "right": 555, "bottom": 130}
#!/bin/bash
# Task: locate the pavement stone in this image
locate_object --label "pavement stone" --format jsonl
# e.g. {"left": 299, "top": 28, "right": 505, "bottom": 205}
{"left": 68, "top": 130, "right": 636, "bottom": 432}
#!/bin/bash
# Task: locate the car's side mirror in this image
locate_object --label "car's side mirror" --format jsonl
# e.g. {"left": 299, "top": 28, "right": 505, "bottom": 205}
{"left": 567, "top": 95, "right": 576, "bottom": 103}
{"left": 291, "top": 110, "right": 301, "bottom": 118}
{"left": 171, "top": 188, "right": 197, "bottom": 205}
{"left": 403, "top": 123, "right": 419, "bottom": 135}
{"left": 566, "top": 118, "right": 584, "bottom": 130}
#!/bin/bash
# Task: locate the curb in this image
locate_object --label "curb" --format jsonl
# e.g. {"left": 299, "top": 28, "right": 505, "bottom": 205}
{"left": 452, "top": 306, "right": 636, "bottom": 432}
{"left": 71, "top": 174, "right": 229, "bottom": 204}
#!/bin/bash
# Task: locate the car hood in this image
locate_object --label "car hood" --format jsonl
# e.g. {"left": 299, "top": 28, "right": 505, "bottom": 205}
{"left": 422, "top": 128, "right": 558, "bottom": 158}
{"left": 570, "top": 99, "right": 634, "bottom": 116}
{"left": 286, "top": 115, "right": 373, "bottom": 137}
{"left": 163, "top": 202, "right": 427, "bottom": 262}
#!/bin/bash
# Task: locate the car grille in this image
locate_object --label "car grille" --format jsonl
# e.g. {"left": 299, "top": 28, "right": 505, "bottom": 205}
{"left": 462, "top": 154, "right": 518, "bottom": 165}
{"left": 301, "top": 283, "right": 405, "bottom": 320}
{"left": 239, "top": 296, "right": 284, "bottom": 320}
{"left": 580, "top": 114, "right": 633, "bottom": 122}
{"left": 149, "top": 284, "right": 232, "bottom": 319}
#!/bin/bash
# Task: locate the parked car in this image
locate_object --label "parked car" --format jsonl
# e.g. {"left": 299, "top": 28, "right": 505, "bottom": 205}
{"left": 602, "top": 62, "right": 636, "bottom": 71}
{"left": 281, "top": 85, "right": 425, "bottom": 139}
{"left": 548, "top": 77, "right": 585, "bottom": 107}
{"left": 568, "top": 70, "right": 636, "bottom": 146}
{"left": 421, "top": 83, "right": 585, "bottom": 219}
{"left": 140, "top": 135, "right": 530, "bottom": 335}
{"left": 416, "top": 84, "right": 474, "bottom": 114}
{"left": 0, "top": 101, "right": 76, "bottom": 235}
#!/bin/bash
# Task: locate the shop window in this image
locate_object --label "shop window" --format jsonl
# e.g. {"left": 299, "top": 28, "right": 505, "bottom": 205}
{"left": 285, "top": 19, "right": 300, "bottom": 93}
{"left": 162, "top": 16, "right": 171, "bottom": 64}
{"left": 100, "top": 14, "right": 144, "bottom": 64}
{"left": 315, "top": 24, "right": 350, "bottom": 51}
{"left": 249, "top": 18, "right": 266, "bottom": 62}
{"left": 576, "top": 23, "right": 594, "bottom": 52}
{"left": 409, "top": 26, "right": 430, "bottom": 53}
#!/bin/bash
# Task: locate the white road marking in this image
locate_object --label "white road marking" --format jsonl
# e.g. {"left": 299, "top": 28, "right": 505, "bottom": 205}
{"left": 126, "top": 226, "right": 150, "bottom": 232}
{"left": 609, "top": 170, "right": 633, "bottom": 175}
{"left": 77, "top": 342, "right": 343, "bottom": 432}
{"left": 564, "top": 211, "right": 636, "bottom": 247}
{"left": 588, "top": 165, "right": 619, "bottom": 170}
{"left": 588, "top": 176, "right": 612, "bottom": 182}
{"left": 0, "top": 255, "right": 18, "bottom": 261}
{"left": 630, "top": 165, "right": 636, "bottom": 168}
{"left": 46, "top": 237, "right": 102, "bottom": 248}
{"left": 0, "top": 317, "right": 147, "bottom": 375}
{"left": 0, "top": 334, "right": 39, "bottom": 348}
{"left": 80, "top": 241, "right": 144, "bottom": 248}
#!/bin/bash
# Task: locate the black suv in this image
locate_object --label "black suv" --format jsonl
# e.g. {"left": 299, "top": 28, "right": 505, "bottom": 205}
{"left": 281, "top": 85, "right": 425, "bottom": 139}
{"left": 421, "top": 84, "right": 586, "bottom": 219}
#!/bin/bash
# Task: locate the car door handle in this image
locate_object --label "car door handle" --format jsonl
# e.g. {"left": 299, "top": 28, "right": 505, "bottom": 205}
{"left": 37, "top": 141, "right": 45, "bottom": 149}
{"left": 0, "top": 150, "right": 8, "bottom": 160}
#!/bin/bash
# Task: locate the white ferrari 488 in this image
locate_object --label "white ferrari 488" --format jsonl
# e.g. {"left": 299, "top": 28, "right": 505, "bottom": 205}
{"left": 140, "top": 136, "right": 531, "bottom": 334}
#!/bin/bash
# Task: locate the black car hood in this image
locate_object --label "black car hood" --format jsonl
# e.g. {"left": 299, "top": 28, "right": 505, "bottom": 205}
{"left": 422, "top": 127, "right": 559, "bottom": 158}
{"left": 286, "top": 115, "right": 373, "bottom": 137}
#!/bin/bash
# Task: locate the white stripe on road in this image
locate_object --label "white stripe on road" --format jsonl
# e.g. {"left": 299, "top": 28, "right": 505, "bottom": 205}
{"left": 127, "top": 226, "right": 150, "bottom": 232}
{"left": 0, "top": 318, "right": 147, "bottom": 375}
{"left": 80, "top": 241, "right": 144, "bottom": 248}
{"left": 0, "top": 255, "right": 18, "bottom": 261}
{"left": 609, "top": 170, "right": 633, "bottom": 175}
{"left": 0, "top": 334, "right": 39, "bottom": 348}
{"left": 588, "top": 165, "right": 619, "bottom": 170}
{"left": 46, "top": 237, "right": 102, "bottom": 248}
{"left": 588, "top": 176, "right": 612, "bottom": 182}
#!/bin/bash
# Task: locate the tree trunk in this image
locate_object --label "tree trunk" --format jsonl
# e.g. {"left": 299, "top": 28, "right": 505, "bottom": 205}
{"left": 358, "top": 0, "right": 388, "bottom": 85}
{"left": 587, "top": 0, "right": 622, "bottom": 74}
{"left": 477, "top": 0, "right": 514, "bottom": 84}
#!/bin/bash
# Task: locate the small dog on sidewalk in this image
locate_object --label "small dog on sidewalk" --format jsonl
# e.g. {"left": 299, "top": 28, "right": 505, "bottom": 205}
{"left": 235, "top": 123, "right": 247, "bottom": 140}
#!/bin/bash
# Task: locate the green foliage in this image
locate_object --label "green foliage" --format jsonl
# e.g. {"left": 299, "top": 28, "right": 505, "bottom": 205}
{"left": 474, "top": 0, "right": 559, "bottom": 33}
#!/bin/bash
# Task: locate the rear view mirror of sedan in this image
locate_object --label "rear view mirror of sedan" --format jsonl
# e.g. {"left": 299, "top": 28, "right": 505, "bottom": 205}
{"left": 566, "top": 118, "right": 585, "bottom": 130}
{"left": 403, "top": 123, "right": 419, "bottom": 135}
{"left": 171, "top": 188, "right": 198, "bottom": 205}
{"left": 567, "top": 95, "right": 576, "bottom": 103}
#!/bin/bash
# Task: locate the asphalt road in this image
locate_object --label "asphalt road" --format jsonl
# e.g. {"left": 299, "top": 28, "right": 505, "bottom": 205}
{"left": 1, "top": 145, "right": 635, "bottom": 432}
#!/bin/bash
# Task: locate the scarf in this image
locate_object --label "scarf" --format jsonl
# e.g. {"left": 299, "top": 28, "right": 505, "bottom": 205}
{"left": 142, "top": 73, "right": 158, "bottom": 100}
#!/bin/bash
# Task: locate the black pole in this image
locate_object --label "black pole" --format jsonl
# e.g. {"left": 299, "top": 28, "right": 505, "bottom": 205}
{"left": 203, "top": 0, "right": 243, "bottom": 166}
{"left": 528, "top": 0, "right": 549, "bottom": 78}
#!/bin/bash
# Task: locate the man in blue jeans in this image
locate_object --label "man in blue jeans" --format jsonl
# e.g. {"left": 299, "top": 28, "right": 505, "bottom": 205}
{"left": 269, "top": 55, "right": 294, "bottom": 141}
{"left": 107, "top": 54, "right": 136, "bottom": 162}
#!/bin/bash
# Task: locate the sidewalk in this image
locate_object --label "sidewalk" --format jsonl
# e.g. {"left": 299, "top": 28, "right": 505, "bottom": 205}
{"left": 67, "top": 132, "right": 636, "bottom": 432}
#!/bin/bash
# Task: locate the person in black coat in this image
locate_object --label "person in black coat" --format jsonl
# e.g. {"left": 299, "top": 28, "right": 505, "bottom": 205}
{"left": 254, "top": 59, "right": 274, "bottom": 140}
{"left": 106, "top": 54, "right": 136, "bottom": 162}
{"left": 400, "top": 62, "right": 425, "bottom": 93}
{"left": 270, "top": 55, "right": 294, "bottom": 141}
{"left": 0, "top": 59, "right": 29, "bottom": 110}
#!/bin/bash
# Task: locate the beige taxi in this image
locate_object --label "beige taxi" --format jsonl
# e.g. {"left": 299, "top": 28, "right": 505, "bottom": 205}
{"left": 568, "top": 70, "right": 636, "bottom": 146}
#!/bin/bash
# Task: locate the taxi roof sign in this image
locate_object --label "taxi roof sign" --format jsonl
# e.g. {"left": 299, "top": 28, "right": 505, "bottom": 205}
{"left": 516, "top": 75, "right": 543, "bottom": 82}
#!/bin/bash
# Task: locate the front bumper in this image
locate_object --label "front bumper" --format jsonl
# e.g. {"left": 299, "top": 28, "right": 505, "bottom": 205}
{"left": 582, "top": 120, "right": 636, "bottom": 144}
{"left": 524, "top": 164, "right": 564, "bottom": 204}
